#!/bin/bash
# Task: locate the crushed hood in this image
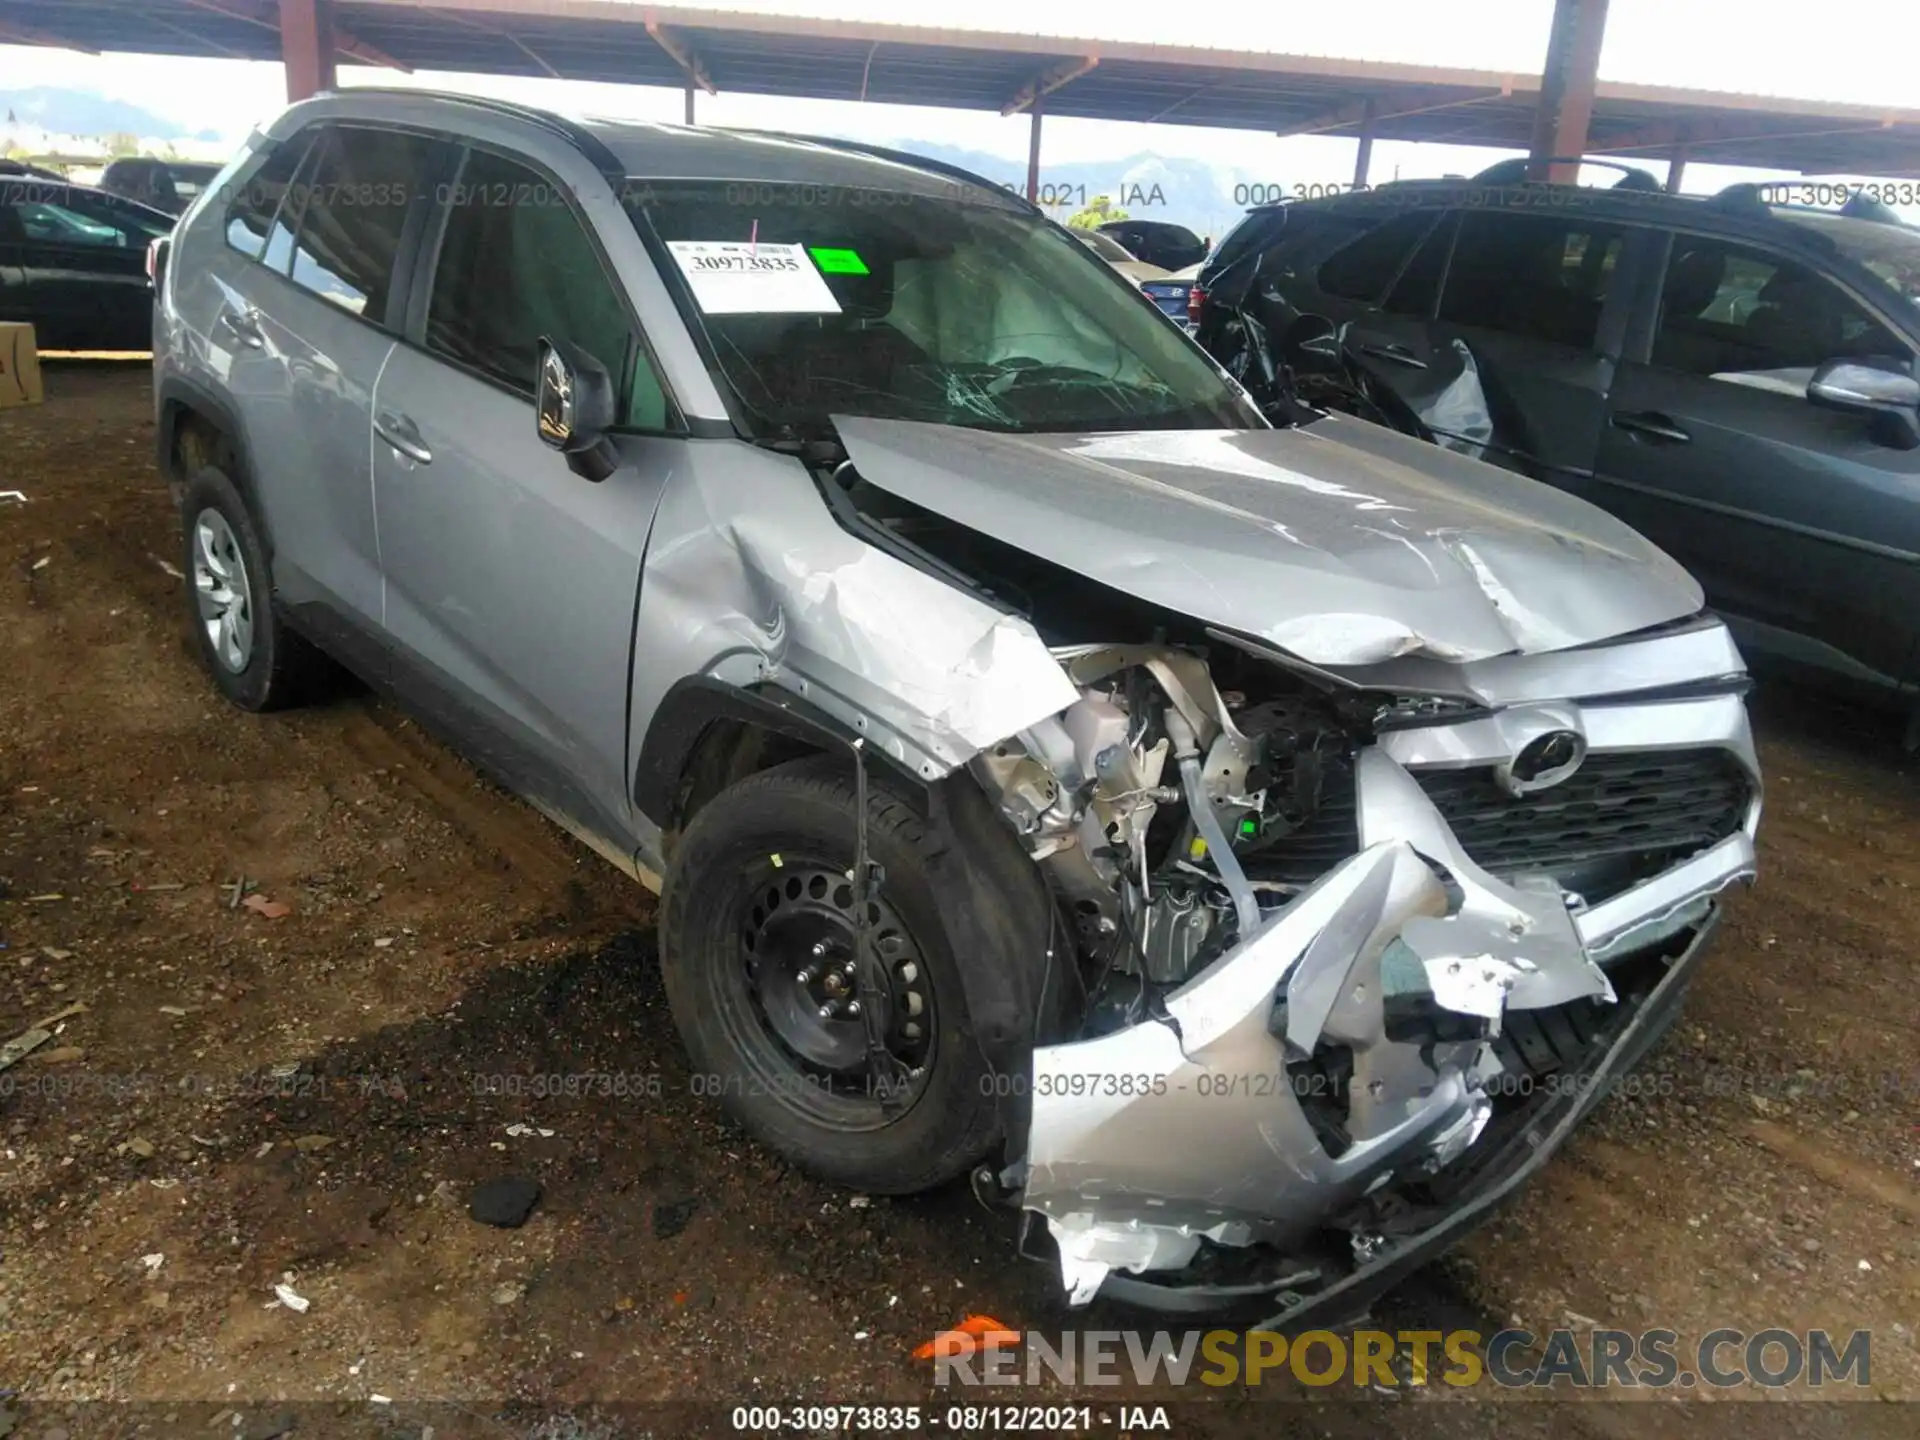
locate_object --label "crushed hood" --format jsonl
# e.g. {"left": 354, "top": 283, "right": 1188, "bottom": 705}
{"left": 832, "top": 414, "right": 1704, "bottom": 666}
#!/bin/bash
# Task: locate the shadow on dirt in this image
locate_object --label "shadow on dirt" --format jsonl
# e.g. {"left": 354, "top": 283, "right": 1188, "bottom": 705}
{"left": 148, "top": 923, "right": 1497, "bottom": 1349}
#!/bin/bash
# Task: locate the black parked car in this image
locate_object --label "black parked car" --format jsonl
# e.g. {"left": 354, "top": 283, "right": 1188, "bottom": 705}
{"left": 1097, "top": 217, "right": 1208, "bottom": 272}
{"left": 1194, "top": 168, "right": 1920, "bottom": 714}
{"left": 97, "top": 157, "right": 225, "bottom": 216}
{"left": 0, "top": 177, "right": 175, "bottom": 350}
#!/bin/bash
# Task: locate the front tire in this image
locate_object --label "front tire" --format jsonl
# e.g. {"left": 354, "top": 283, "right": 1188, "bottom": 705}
{"left": 661, "top": 757, "right": 1005, "bottom": 1193}
{"left": 180, "top": 465, "right": 327, "bottom": 712}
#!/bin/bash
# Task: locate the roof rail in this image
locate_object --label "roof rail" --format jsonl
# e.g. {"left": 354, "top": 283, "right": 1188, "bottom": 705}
{"left": 314, "top": 86, "right": 626, "bottom": 181}
{"left": 713, "top": 127, "right": 1042, "bottom": 215}
{"left": 1471, "top": 156, "right": 1662, "bottom": 189}
{"left": 1839, "top": 191, "right": 1908, "bottom": 227}
{"left": 1709, "top": 181, "right": 1772, "bottom": 215}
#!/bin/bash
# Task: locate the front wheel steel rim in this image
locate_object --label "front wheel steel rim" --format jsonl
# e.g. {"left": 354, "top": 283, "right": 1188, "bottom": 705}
{"left": 720, "top": 857, "right": 938, "bottom": 1130}
{"left": 191, "top": 509, "right": 253, "bottom": 673}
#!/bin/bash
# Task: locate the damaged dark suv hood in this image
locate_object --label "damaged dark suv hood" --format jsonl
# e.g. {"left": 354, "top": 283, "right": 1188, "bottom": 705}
{"left": 834, "top": 414, "right": 1704, "bottom": 666}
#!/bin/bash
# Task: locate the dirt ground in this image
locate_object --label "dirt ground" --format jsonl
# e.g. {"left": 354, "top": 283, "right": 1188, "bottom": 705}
{"left": 3, "top": 364, "right": 1919, "bottom": 1437}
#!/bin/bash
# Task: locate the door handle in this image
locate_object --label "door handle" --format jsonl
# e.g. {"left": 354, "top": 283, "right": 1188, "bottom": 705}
{"left": 375, "top": 411, "right": 433, "bottom": 465}
{"left": 218, "top": 306, "right": 265, "bottom": 349}
{"left": 1358, "top": 342, "right": 1428, "bottom": 370}
{"left": 1610, "top": 410, "right": 1692, "bottom": 444}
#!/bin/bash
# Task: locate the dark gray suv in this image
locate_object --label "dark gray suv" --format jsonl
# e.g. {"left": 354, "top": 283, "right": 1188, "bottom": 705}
{"left": 1196, "top": 177, "right": 1920, "bottom": 712}
{"left": 152, "top": 91, "right": 1760, "bottom": 1322}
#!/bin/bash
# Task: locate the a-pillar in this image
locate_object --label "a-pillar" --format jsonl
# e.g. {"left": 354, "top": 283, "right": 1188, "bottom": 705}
{"left": 280, "top": 0, "right": 337, "bottom": 103}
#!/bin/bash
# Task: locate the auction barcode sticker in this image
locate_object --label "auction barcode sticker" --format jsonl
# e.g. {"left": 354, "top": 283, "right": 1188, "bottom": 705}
{"left": 666, "top": 241, "right": 842, "bottom": 315}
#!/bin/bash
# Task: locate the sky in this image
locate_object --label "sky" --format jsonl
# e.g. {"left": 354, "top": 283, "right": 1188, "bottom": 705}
{"left": 2, "top": 0, "right": 1917, "bottom": 214}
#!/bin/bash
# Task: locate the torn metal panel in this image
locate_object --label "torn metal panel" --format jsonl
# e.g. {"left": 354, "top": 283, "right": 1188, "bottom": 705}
{"left": 1331, "top": 611, "right": 1749, "bottom": 709}
{"left": 626, "top": 441, "right": 1080, "bottom": 812}
{"left": 1022, "top": 841, "right": 1482, "bottom": 1245}
{"left": 834, "top": 413, "right": 1703, "bottom": 666}
{"left": 1355, "top": 747, "right": 1614, "bottom": 1015}
{"left": 1577, "top": 834, "right": 1756, "bottom": 961}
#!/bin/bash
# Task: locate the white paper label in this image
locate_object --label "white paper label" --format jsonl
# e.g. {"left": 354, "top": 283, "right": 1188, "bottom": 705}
{"left": 666, "top": 241, "right": 842, "bottom": 315}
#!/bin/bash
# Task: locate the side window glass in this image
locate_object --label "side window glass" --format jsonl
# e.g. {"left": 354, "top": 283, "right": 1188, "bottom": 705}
{"left": 1652, "top": 236, "right": 1909, "bottom": 378}
{"left": 225, "top": 132, "right": 314, "bottom": 261}
{"left": 1382, "top": 212, "right": 1457, "bottom": 317}
{"left": 13, "top": 190, "right": 123, "bottom": 247}
{"left": 1318, "top": 212, "right": 1435, "bottom": 303}
{"left": 286, "top": 126, "right": 436, "bottom": 325}
{"left": 1439, "top": 212, "right": 1625, "bottom": 348}
{"left": 426, "top": 148, "right": 666, "bottom": 427}
{"left": 0, "top": 183, "right": 29, "bottom": 245}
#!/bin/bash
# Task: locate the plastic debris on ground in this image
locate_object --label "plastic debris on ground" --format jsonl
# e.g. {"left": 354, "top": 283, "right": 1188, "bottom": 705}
{"left": 272, "top": 1283, "right": 310, "bottom": 1313}
{"left": 911, "top": 1314, "right": 1020, "bottom": 1361}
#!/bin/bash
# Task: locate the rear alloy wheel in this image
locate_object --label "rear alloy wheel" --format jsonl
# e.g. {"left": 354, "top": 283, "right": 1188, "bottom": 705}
{"left": 191, "top": 508, "right": 254, "bottom": 674}
{"left": 179, "top": 465, "right": 330, "bottom": 712}
{"left": 661, "top": 757, "right": 1003, "bottom": 1193}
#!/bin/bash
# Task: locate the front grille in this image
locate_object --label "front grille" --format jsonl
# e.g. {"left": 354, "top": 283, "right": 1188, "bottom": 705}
{"left": 1247, "top": 747, "right": 1752, "bottom": 893}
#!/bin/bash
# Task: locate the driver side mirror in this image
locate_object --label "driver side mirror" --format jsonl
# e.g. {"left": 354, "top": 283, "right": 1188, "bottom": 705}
{"left": 1807, "top": 357, "right": 1920, "bottom": 450}
{"left": 536, "top": 336, "right": 620, "bottom": 481}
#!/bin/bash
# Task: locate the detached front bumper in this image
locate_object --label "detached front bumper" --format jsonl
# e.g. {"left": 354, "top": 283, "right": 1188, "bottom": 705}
{"left": 1018, "top": 725, "right": 1755, "bottom": 1313}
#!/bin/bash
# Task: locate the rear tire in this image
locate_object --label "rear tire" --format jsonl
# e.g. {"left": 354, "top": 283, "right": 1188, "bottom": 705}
{"left": 661, "top": 757, "right": 1004, "bottom": 1193}
{"left": 180, "top": 465, "right": 328, "bottom": 712}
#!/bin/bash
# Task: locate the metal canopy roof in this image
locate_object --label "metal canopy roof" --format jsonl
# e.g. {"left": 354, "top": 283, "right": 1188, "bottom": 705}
{"left": 4, "top": 0, "right": 1918, "bottom": 178}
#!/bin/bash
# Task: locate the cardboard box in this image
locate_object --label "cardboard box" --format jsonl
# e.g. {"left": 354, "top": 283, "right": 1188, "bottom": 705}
{"left": 1, "top": 322, "right": 44, "bottom": 409}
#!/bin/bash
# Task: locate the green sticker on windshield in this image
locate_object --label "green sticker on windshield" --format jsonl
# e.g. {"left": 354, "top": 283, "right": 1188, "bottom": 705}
{"left": 809, "top": 246, "right": 870, "bottom": 276}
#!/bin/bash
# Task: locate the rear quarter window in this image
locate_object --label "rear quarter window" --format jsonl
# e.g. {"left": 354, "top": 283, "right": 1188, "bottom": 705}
{"left": 224, "top": 132, "right": 315, "bottom": 261}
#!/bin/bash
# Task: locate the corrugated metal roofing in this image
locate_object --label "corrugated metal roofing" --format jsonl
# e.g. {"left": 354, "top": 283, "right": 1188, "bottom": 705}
{"left": 2, "top": 0, "right": 1916, "bottom": 177}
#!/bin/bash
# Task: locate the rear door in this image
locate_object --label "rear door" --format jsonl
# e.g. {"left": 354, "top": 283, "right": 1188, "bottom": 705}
{"left": 1316, "top": 208, "right": 1457, "bottom": 387}
{"left": 213, "top": 122, "right": 445, "bottom": 654}
{"left": 1421, "top": 207, "right": 1636, "bottom": 484}
{"left": 371, "top": 142, "right": 683, "bottom": 851}
{"left": 1592, "top": 230, "right": 1920, "bottom": 685}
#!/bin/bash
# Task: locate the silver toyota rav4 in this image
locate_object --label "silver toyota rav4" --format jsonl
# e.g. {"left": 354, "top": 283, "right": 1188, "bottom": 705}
{"left": 152, "top": 90, "right": 1759, "bottom": 1322}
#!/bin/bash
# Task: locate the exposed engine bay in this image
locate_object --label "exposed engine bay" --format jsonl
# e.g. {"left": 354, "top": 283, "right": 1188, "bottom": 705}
{"left": 822, "top": 454, "right": 1762, "bottom": 1319}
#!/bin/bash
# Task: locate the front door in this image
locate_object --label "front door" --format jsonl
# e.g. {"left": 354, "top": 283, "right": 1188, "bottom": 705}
{"left": 372, "top": 144, "right": 681, "bottom": 852}
{"left": 1592, "top": 232, "right": 1920, "bottom": 686}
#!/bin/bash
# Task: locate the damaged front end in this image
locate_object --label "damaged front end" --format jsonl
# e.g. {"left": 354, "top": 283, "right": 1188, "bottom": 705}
{"left": 969, "top": 618, "right": 1758, "bottom": 1320}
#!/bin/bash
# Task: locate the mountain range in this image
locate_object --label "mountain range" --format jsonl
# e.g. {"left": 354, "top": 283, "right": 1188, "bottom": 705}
{"left": 862, "top": 139, "right": 1274, "bottom": 239}
{"left": 1, "top": 87, "right": 222, "bottom": 143}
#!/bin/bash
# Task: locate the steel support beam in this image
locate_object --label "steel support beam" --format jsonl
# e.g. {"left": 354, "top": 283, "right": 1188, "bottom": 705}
{"left": 279, "top": 0, "right": 337, "bottom": 102}
{"left": 0, "top": 18, "right": 99, "bottom": 53}
{"left": 1528, "top": 0, "right": 1609, "bottom": 182}
{"left": 1026, "top": 92, "right": 1043, "bottom": 204}
{"left": 1665, "top": 138, "right": 1687, "bottom": 193}
{"left": 1590, "top": 113, "right": 1897, "bottom": 155}
{"left": 1003, "top": 56, "right": 1098, "bottom": 117}
{"left": 179, "top": 0, "right": 407, "bottom": 71}
{"left": 684, "top": 76, "right": 695, "bottom": 125}
{"left": 1352, "top": 100, "right": 1375, "bottom": 189}
{"left": 1275, "top": 83, "right": 1513, "bottom": 138}
{"left": 646, "top": 16, "right": 716, "bottom": 96}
